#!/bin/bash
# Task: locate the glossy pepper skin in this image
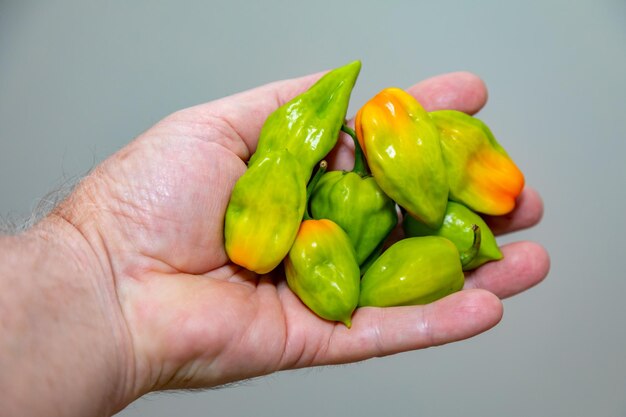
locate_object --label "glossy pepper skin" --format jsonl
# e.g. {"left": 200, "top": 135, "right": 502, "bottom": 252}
{"left": 284, "top": 219, "right": 361, "bottom": 327}
{"left": 358, "top": 236, "right": 465, "bottom": 307}
{"left": 310, "top": 171, "right": 397, "bottom": 266}
{"left": 355, "top": 87, "right": 448, "bottom": 229}
{"left": 250, "top": 60, "right": 362, "bottom": 175}
{"left": 429, "top": 110, "right": 525, "bottom": 215}
{"left": 404, "top": 201, "right": 502, "bottom": 271}
{"left": 309, "top": 127, "right": 398, "bottom": 266}
{"left": 224, "top": 62, "right": 361, "bottom": 274}
{"left": 225, "top": 150, "right": 307, "bottom": 274}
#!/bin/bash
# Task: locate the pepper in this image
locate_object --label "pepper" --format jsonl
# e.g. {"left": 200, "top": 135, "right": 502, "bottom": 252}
{"left": 250, "top": 60, "right": 362, "bottom": 175}
{"left": 429, "top": 110, "right": 525, "bottom": 215}
{"left": 284, "top": 218, "right": 361, "bottom": 327}
{"left": 309, "top": 126, "right": 397, "bottom": 266}
{"left": 403, "top": 200, "right": 502, "bottom": 271}
{"left": 355, "top": 87, "right": 448, "bottom": 229}
{"left": 224, "top": 150, "right": 307, "bottom": 274}
{"left": 224, "top": 62, "right": 361, "bottom": 273}
{"left": 358, "top": 227, "right": 481, "bottom": 307}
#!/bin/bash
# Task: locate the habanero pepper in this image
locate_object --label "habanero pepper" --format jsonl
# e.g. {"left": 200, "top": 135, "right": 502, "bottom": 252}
{"left": 403, "top": 200, "right": 502, "bottom": 271}
{"left": 250, "top": 60, "right": 362, "bottom": 175}
{"left": 355, "top": 87, "right": 449, "bottom": 229}
{"left": 284, "top": 218, "right": 361, "bottom": 328}
{"left": 429, "top": 110, "right": 525, "bottom": 216}
{"left": 224, "top": 149, "right": 306, "bottom": 274}
{"left": 309, "top": 125, "right": 398, "bottom": 267}
{"left": 284, "top": 162, "right": 360, "bottom": 327}
{"left": 359, "top": 227, "right": 481, "bottom": 307}
{"left": 224, "top": 62, "right": 361, "bottom": 274}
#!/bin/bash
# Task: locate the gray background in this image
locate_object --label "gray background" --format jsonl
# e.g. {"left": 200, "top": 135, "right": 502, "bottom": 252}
{"left": 1, "top": 1, "right": 625, "bottom": 416}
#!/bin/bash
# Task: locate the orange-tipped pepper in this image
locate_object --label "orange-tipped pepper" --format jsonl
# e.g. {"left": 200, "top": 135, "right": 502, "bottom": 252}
{"left": 429, "top": 110, "right": 524, "bottom": 215}
{"left": 355, "top": 88, "right": 448, "bottom": 229}
{"left": 224, "top": 62, "right": 361, "bottom": 274}
{"left": 284, "top": 219, "right": 360, "bottom": 327}
{"left": 224, "top": 150, "right": 307, "bottom": 274}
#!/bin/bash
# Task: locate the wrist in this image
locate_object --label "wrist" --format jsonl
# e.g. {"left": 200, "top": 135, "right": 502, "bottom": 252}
{"left": 0, "top": 213, "right": 135, "bottom": 416}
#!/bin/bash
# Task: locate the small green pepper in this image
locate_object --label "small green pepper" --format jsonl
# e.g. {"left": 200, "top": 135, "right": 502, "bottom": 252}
{"left": 359, "top": 228, "right": 480, "bottom": 307}
{"left": 403, "top": 201, "right": 503, "bottom": 271}
{"left": 309, "top": 126, "right": 397, "bottom": 266}
{"left": 250, "top": 60, "right": 362, "bottom": 175}
{"left": 224, "top": 62, "right": 361, "bottom": 273}
{"left": 285, "top": 219, "right": 361, "bottom": 327}
{"left": 224, "top": 149, "right": 306, "bottom": 274}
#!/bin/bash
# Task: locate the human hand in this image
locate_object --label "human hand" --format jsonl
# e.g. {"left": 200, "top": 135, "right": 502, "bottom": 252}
{"left": 47, "top": 69, "right": 549, "bottom": 410}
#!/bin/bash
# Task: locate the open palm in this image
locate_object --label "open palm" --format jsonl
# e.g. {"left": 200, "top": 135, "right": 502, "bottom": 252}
{"left": 66, "top": 69, "right": 549, "bottom": 397}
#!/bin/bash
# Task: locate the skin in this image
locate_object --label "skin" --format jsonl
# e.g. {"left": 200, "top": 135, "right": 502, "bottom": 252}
{"left": 0, "top": 70, "right": 550, "bottom": 417}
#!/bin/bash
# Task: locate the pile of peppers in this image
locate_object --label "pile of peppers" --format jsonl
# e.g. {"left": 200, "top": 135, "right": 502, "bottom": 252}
{"left": 224, "top": 61, "right": 524, "bottom": 327}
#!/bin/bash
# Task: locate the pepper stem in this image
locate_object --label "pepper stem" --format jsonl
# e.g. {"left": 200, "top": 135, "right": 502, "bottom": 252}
{"left": 341, "top": 124, "right": 368, "bottom": 177}
{"left": 460, "top": 224, "right": 482, "bottom": 268}
{"left": 303, "top": 160, "right": 328, "bottom": 220}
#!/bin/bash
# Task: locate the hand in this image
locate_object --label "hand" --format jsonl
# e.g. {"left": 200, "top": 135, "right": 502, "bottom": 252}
{"left": 46, "top": 70, "right": 549, "bottom": 410}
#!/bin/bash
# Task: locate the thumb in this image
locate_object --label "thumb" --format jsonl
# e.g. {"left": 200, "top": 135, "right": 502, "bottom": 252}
{"left": 162, "top": 70, "right": 327, "bottom": 160}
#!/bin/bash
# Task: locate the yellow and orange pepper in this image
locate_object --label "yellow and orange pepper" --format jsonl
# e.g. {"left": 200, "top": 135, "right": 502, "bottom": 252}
{"left": 429, "top": 110, "right": 524, "bottom": 215}
{"left": 355, "top": 87, "right": 449, "bottom": 229}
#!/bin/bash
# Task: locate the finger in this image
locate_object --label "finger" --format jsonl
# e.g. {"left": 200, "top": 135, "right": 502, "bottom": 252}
{"left": 164, "top": 70, "right": 327, "bottom": 160}
{"left": 407, "top": 71, "right": 488, "bottom": 114}
{"left": 326, "top": 71, "right": 489, "bottom": 171}
{"left": 483, "top": 187, "right": 545, "bottom": 235}
{"left": 309, "top": 289, "right": 502, "bottom": 365}
{"left": 464, "top": 241, "right": 550, "bottom": 299}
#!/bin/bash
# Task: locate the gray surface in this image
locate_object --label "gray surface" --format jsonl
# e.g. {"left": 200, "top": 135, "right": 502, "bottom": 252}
{"left": 2, "top": 1, "right": 625, "bottom": 416}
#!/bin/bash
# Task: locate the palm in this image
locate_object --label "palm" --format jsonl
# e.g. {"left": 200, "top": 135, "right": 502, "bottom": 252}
{"left": 86, "top": 70, "right": 549, "bottom": 393}
{"left": 97, "top": 106, "right": 352, "bottom": 390}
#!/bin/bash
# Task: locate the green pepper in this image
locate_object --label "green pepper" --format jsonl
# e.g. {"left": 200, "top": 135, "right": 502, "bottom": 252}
{"left": 358, "top": 228, "right": 480, "bottom": 307}
{"left": 285, "top": 218, "right": 361, "bottom": 327}
{"left": 403, "top": 201, "right": 502, "bottom": 271}
{"left": 224, "top": 62, "right": 361, "bottom": 273}
{"left": 250, "top": 60, "right": 362, "bottom": 175}
{"left": 429, "top": 110, "right": 525, "bottom": 215}
{"left": 309, "top": 126, "right": 397, "bottom": 266}
{"left": 224, "top": 149, "right": 307, "bottom": 274}
{"left": 355, "top": 87, "right": 448, "bottom": 229}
